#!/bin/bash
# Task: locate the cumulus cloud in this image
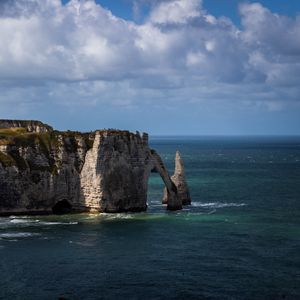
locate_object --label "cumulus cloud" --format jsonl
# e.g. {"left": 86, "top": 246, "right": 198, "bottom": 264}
{"left": 148, "top": 0, "right": 202, "bottom": 24}
{"left": 0, "top": 0, "right": 299, "bottom": 123}
{"left": 240, "top": 2, "right": 300, "bottom": 86}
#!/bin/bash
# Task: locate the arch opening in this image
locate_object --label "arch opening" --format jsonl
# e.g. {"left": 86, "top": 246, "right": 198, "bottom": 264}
{"left": 147, "top": 171, "right": 166, "bottom": 209}
{"left": 149, "top": 149, "right": 182, "bottom": 210}
{"left": 52, "top": 200, "right": 72, "bottom": 214}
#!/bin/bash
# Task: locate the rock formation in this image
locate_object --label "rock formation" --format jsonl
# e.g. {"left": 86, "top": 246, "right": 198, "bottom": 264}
{"left": 163, "top": 151, "right": 191, "bottom": 205}
{"left": 0, "top": 119, "right": 52, "bottom": 133}
{"left": 0, "top": 120, "right": 190, "bottom": 215}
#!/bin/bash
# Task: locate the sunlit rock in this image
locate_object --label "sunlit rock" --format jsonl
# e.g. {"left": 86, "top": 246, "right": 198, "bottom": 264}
{"left": 0, "top": 120, "right": 188, "bottom": 215}
{"left": 163, "top": 151, "right": 191, "bottom": 206}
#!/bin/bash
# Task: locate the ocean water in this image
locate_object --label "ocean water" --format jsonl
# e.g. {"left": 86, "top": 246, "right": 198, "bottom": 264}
{"left": 0, "top": 136, "right": 300, "bottom": 300}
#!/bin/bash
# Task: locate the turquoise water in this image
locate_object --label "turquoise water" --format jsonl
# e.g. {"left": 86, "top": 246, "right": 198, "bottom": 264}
{"left": 1, "top": 137, "right": 300, "bottom": 300}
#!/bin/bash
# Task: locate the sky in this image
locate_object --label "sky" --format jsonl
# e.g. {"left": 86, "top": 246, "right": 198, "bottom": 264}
{"left": 0, "top": 0, "right": 300, "bottom": 135}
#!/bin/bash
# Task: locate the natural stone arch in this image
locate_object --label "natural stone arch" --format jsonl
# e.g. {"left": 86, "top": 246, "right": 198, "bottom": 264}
{"left": 79, "top": 131, "right": 187, "bottom": 213}
{"left": 148, "top": 150, "right": 182, "bottom": 211}
{"left": 0, "top": 120, "right": 191, "bottom": 215}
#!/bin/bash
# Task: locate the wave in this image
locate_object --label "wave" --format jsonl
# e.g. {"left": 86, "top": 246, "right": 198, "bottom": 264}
{"left": 101, "top": 213, "right": 134, "bottom": 220}
{"left": 0, "top": 232, "right": 41, "bottom": 239}
{"left": 38, "top": 221, "right": 78, "bottom": 226}
{"left": 191, "top": 202, "right": 247, "bottom": 208}
{"left": 9, "top": 219, "right": 39, "bottom": 224}
{"left": 0, "top": 218, "right": 78, "bottom": 229}
{"left": 9, "top": 215, "right": 31, "bottom": 219}
{"left": 69, "top": 241, "right": 95, "bottom": 247}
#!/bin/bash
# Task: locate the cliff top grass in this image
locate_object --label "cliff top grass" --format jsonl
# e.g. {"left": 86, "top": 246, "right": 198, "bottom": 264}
{"left": 0, "top": 119, "right": 145, "bottom": 149}
{"left": 0, "top": 129, "right": 72, "bottom": 171}
{"left": 0, "top": 128, "right": 53, "bottom": 151}
{"left": 0, "top": 127, "right": 94, "bottom": 153}
{"left": 96, "top": 129, "right": 147, "bottom": 140}
{"left": 0, "top": 128, "right": 29, "bottom": 146}
{"left": 0, "top": 119, "right": 53, "bottom": 131}
{"left": 0, "top": 122, "right": 147, "bottom": 171}
{"left": 0, "top": 120, "right": 143, "bottom": 138}
{"left": 0, "top": 127, "right": 27, "bottom": 136}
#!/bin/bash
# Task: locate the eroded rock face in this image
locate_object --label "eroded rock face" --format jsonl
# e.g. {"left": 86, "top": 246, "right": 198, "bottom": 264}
{"left": 80, "top": 131, "right": 151, "bottom": 212}
{"left": 0, "top": 119, "right": 52, "bottom": 132}
{"left": 0, "top": 130, "right": 86, "bottom": 215}
{"left": 163, "top": 151, "right": 191, "bottom": 206}
{"left": 150, "top": 150, "right": 182, "bottom": 211}
{"left": 0, "top": 120, "right": 190, "bottom": 215}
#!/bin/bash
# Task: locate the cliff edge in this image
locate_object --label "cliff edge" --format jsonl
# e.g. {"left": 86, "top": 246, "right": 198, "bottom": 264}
{"left": 0, "top": 120, "right": 191, "bottom": 215}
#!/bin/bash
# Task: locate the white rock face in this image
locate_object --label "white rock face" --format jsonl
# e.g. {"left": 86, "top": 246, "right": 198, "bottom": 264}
{"left": 150, "top": 150, "right": 182, "bottom": 210}
{"left": 79, "top": 131, "right": 181, "bottom": 212}
{"left": 0, "top": 121, "right": 189, "bottom": 215}
{"left": 0, "top": 120, "right": 52, "bottom": 132}
{"left": 163, "top": 151, "right": 191, "bottom": 206}
{"left": 79, "top": 132, "right": 107, "bottom": 211}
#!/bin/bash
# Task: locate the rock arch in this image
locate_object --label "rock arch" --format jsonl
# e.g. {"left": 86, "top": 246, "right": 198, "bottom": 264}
{"left": 149, "top": 150, "right": 182, "bottom": 211}
{"left": 78, "top": 132, "right": 189, "bottom": 212}
{"left": 0, "top": 121, "right": 191, "bottom": 215}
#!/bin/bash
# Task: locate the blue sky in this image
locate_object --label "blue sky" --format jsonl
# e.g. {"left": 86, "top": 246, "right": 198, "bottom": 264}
{"left": 61, "top": 0, "right": 300, "bottom": 24}
{"left": 0, "top": 0, "right": 300, "bottom": 135}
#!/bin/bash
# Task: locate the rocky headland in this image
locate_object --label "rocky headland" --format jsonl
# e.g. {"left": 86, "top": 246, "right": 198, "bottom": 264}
{"left": 0, "top": 120, "right": 191, "bottom": 215}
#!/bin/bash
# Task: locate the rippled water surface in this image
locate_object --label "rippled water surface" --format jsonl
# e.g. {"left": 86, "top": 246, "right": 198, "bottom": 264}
{"left": 1, "top": 136, "right": 300, "bottom": 300}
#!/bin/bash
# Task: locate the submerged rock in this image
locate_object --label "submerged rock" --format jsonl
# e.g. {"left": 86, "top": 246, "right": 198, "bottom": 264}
{"left": 163, "top": 151, "right": 191, "bottom": 206}
{"left": 0, "top": 120, "right": 190, "bottom": 215}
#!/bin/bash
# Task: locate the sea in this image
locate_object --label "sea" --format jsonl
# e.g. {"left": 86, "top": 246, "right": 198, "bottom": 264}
{"left": 0, "top": 136, "right": 299, "bottom": 300}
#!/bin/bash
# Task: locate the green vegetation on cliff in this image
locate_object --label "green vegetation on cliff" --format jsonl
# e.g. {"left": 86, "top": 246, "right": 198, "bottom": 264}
{"left": 0, "top": 127, "right": 92, "bottom": 172}
{"left": 0, "top": 128, "right": 53, "bottom": 151}
{"left": 0, "top": 128, "right": 92, "bottom": 151}
{"left": 0, "top": 122, "right": 142, "bottom": 172}
{"left": 0, "top": 152, "right": 15, "bottom": 167}
{"left": 0, "top": 119, "right": 53, "bottom": 132}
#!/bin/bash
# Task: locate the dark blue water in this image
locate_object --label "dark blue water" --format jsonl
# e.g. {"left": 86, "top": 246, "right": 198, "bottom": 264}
{"left": 1, "top": 136, "right": 300, "bottom": 300}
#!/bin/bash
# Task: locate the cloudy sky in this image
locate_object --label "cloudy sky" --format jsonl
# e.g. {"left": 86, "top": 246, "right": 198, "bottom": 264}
{"left": 0, "top": 0, "right": 300, "bottom": 135}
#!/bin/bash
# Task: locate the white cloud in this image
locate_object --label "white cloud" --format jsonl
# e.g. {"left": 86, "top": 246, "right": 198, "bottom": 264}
{"left": 0, "top": 0, "right": 299, "bottom": 120}
{"left": 148, "top": 0, "right": 202, "bottom": 24}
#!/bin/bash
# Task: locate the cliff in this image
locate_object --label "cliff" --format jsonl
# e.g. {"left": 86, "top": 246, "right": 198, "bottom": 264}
{"left": 0, "top": 119, "right": 53, "bottom": 133}
{"left": 0, "top": 120, "right": 191, "bottom": 215}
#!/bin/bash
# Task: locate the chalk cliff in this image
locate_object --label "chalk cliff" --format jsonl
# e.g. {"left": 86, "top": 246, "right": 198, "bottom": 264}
{"left": 0, "top": 120, "right": 190, "bottom": 215}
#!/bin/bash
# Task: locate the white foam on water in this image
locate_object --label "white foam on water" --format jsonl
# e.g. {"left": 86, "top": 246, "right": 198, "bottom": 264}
{"left": 72, "top": 241, "right": 95, "bottom": 247}
{"left": 1, "top": 218, "right": 78, "bottom": 229}
{"left": 150, "top": 201, "right": 163, "bottom": 205}
{"left": 103, "top": 213, "right": 133, "bottom": 220}
{"left": 10, "top": 219, "right": 39, "bottom": 224}
{"left": 0, "top": 232, "right": 41, "bottom": 239}
{"left": 192, "top": 202, "right": 247, "bottom": 208}
{"left": 38, "top": 221, "right": 78, "bottom": 226}
{"left": 9, "top": 215, "right": 30, "bottom": 219}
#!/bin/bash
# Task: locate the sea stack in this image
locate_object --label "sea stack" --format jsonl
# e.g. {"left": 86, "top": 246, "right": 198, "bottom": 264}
{"left": 163, "top": 151, "right": 191, "bottom": 206}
